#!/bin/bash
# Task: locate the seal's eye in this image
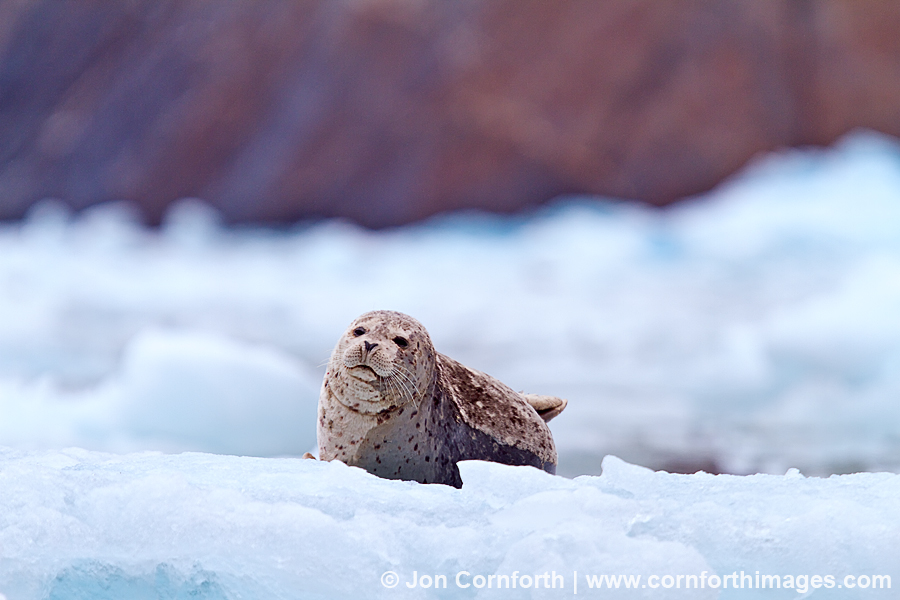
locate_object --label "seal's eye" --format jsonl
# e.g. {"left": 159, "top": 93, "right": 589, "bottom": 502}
{"left": 393, "top": 336, "right": 408, "bottom": 348}
{"left": 352, "top": 327, "right": 366, "bottom": 337}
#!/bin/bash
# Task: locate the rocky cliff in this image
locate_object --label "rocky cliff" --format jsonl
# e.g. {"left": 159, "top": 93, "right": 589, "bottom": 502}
{"left": 1, "top": 0, "right": 899, "bottom": 227}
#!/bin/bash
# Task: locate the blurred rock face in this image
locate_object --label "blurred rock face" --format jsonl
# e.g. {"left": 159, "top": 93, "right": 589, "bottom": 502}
{"left": 1, "top": 0, "right": 899, "bottom": 227}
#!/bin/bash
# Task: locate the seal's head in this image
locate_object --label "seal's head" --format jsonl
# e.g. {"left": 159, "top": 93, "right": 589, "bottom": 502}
{"left": 326, "top": 310, "right": 435, "bottom": 414}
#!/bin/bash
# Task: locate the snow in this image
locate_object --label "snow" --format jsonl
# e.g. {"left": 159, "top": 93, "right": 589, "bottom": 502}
{"left": 2, "top": 129, "right": 900, "bottom": 597}
{"left": 0, "top": 329, "right": 319, "bottom": 456}
{"left": 1, "top": 448, "right": 897, "bottom": 599}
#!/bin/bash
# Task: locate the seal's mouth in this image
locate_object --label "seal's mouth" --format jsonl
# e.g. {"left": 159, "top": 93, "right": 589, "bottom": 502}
{"left": 347, "top": 364, "right": 379, "bottom": 382}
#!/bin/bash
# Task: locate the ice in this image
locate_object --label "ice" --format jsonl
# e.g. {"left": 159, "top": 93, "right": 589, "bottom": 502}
{"left": 2, "top": 130, "right": 900, "bottom": 476}
{"left": 3, "top": 133, "right": 900, "bottom": 598}
{"left": 0, "top": 329, "right": 319, "bottom": 456}
{"left": 0, "top": 448, "right": 896, "bottom": 599}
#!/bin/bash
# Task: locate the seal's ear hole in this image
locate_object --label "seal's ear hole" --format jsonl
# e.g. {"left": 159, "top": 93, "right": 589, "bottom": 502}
{"left": 353, "top": 327, "right": 366, "bottom": 337}
{"left": 393, "top": 336, "right": 409, "bottom": 348}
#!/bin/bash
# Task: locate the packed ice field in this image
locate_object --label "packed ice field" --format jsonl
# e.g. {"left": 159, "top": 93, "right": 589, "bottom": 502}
{"left": 1, "top": 131, "right": 900, "bottom": 598}
{"left": 3, "top": 130, "right": 900, "bottom": 476}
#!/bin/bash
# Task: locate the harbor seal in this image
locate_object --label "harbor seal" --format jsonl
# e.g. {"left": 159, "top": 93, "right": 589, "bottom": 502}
{"left": 317, "top": 310, "right": 566, "bottom": 487}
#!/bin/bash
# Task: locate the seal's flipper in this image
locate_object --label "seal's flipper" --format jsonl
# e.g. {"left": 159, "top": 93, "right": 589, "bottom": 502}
{"left": 521, "top": 394, "right": 567, "bottom": 422}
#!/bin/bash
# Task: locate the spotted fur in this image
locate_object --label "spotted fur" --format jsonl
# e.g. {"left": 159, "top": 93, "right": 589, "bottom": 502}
{"left": 317, "top": 310, "right": 565, "bottom": 487}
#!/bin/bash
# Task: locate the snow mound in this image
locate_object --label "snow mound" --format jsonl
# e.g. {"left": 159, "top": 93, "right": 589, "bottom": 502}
{"left": 0, "top": 330, "right": 319, "bottom": 456}
{"left": 0, "top": 448, "right": 896, "bottom": 599}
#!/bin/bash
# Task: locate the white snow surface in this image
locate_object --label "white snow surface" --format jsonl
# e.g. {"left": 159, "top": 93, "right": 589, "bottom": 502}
{"left": 1, "top": 447, "right": 897, "bottom": 599}
{"left": 3, "top": 131, "right": 900, "bottom": 475}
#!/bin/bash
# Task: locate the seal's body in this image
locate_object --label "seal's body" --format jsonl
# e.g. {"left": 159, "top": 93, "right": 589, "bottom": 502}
{"left": 317, "top": 311, "right": 566, "bottom": 487}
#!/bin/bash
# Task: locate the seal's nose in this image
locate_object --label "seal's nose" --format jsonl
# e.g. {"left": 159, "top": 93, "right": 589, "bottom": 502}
{"left": 364, "top": 341, "right": 378, "bottom": 352}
